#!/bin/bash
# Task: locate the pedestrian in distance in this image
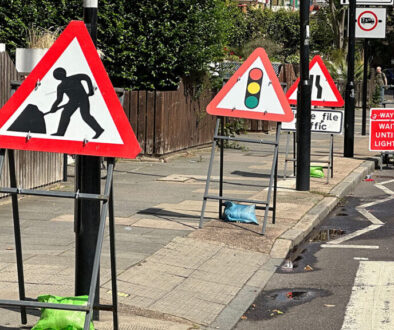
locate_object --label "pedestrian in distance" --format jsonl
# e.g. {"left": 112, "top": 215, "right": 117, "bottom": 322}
{"left": 375, "top": 66, "right": 387, "bottom": 105}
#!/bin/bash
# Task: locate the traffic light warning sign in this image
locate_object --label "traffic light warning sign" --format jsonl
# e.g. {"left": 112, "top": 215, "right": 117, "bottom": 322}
{"left": 286, "top": 55, "right": 344, "bottom": 108}
{"left": 206, "top": 48, "right": 293, "bottom": 122}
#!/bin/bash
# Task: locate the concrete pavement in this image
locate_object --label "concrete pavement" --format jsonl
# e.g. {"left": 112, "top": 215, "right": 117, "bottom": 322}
{"left": 0, "top": 110, "right": 378, "bottom": 329}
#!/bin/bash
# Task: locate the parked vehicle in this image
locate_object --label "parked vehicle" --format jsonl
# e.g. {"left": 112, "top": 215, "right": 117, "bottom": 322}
{"left": 383, "top": 68, "right": 394, "bottom": 85}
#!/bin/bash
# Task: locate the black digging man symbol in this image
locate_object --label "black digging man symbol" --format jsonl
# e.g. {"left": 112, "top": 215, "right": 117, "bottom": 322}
{"left": 8, "top": 67, "right": 104, "bottom": 139}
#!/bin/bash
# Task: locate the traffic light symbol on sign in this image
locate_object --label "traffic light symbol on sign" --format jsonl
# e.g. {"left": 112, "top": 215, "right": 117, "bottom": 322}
{"left": 244, "top": 68, "right": 264, "bottom": 109}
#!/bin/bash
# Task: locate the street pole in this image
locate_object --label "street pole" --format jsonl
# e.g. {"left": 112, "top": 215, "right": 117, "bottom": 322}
{"left": 361, "top": 38, "right": 368, "bottom": 136}
{"left": 344, "top": 0, "right": 356, "bottom": 156}
{"left": 75, "top": 0, "right": 101, "bottom": 320}
{"left": 296, "top": 0, "right": 311, "bottom": 191}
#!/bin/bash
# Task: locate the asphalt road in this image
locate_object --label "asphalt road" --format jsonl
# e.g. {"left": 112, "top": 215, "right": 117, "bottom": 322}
{"left": 235, "top": 165, "right": 394, "bottom": 330}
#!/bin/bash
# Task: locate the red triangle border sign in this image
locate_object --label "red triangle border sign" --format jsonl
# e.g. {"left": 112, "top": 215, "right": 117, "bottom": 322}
{"left": 206, "top": 48, "right": 293, "bottom": 122}
{"left": 286, "top": 55, "right": 344, "bottom": 108}
{"left": 0, "top": 21, "right": 141, "bottom": 159}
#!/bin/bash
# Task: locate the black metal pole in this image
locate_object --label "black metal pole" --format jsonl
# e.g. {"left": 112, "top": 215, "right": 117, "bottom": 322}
{"left": 63, "top": 154, "right": 68, "bottom": 181}
{"left": 296, "top": 0, "right": 311, "bottom": 191}
{"left": 75, "top": 0, "right": 101, "bottom": 320}
{"left": 344, "top": 0, "right": 356, "bottom": 157}
{"left": 361, "top": 39, "right": 368, "bottom": 136}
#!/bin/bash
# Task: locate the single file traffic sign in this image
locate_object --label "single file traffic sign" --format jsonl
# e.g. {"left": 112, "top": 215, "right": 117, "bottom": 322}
{"left": 206, "top": 48, "right": 293, "bottom": 122}
{"left": 0, "top": 21, "right": 141, "bottom": 158}
{"left": 286, "top": 55, "right": 344, "bottom": 107}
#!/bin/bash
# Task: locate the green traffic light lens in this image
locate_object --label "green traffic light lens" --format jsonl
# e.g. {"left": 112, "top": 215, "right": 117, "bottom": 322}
{"left": 245, "top": 96, "right": 258, "bottom": 109}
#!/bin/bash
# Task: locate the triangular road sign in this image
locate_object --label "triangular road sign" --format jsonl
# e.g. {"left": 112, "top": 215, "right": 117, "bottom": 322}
{"left": 286, "top": 55, "right": 344, "bottom": 107}
{"left": 207, "top": 48, "right": 293, "bottom": 122}
{"left": 0, "top": 21, "right": 141, "bottom": 159}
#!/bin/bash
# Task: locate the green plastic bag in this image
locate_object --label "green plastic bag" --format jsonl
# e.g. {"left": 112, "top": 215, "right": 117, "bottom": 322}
{"left": 310, "top": 166, "right": 324, "bottom": 178}
{"left": 32, "top": 295, "right": 94, "bottom": 330}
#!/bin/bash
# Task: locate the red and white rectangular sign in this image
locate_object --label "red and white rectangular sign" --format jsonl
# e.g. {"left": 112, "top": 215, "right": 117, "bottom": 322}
{"left": 369, "top": 108, "right": 394, "bottom": 151}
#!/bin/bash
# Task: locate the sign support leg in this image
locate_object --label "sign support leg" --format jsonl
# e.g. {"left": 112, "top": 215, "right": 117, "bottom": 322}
{"left": 219, "top": 117, "right": 225, "bottom": 219}
{"left": 262, "top": 123, "right": 281, "bottom": 234}
{"left": 272, "top": 137, "right": 278, "bottom": 225}
{"left": 283, "top": 132, "right": 291, "bottom": 179}
{"left": 84, "top": 159, "right": 115, "bottom": 330}
{"left": 8, "top": 149, "right": 27, "bottom": 325}
{"left": 199, "top": 118, "right": 221, "bottom": 228}
{"left": 108, "top": 161, "right": 119, "bottom": 330}
{"left": 330, "top": 134, "right": 334, "bottom": 179}
{"left": 293, "top": 132, "right": 296, "bottom": 177}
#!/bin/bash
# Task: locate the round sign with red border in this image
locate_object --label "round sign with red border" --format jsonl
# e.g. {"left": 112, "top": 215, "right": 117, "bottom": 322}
{"left": 357, "top": 11, "right": 378, "bottom": 31}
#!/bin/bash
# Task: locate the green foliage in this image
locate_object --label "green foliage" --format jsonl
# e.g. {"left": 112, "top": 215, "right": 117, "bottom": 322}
{"left": 0, "top": 0, "right": 230, "bottom": 89}
{"left": 369, "top": 85, "right": 382, "bottom": 108}
{"left": 325, "top": 49, "right": 364, "bottom": 81}
{"left": 310, "top": 9, "right": 335, "bottom": 54}
{"left": 227, "top": 8, "right": 300, "bottom": 63}
{"left": 222, "top": 119, "right": 247, "bottom": 149}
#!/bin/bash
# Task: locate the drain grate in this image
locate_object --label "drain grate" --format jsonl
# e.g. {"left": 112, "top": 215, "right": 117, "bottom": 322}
{"left": 310, "top": 229, "right": 345, "bottom": 242}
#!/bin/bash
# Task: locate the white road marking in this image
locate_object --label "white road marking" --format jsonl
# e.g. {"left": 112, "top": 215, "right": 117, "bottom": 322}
{"left": 342, "top": 261, "right": 394, "bottom": 330}
{"left": 379, "top": 178, "right": 394, "bottom": 186}
{"left": 375, "top": 183, "right": 394, "bottom": 195}
{"left": 358, "top": 196, "right": 393, "bottom": 210}
{"left": 356, "top": 207, "right": 385, "bottom": 225}
{"left": 321, "top": 244, "right": 379, "bottom": 249}
{"left": 323, "top": 179, "right": 392, "bottom": 250}
{"left": 353, "top": 257, "right": 369, "bottom": 261}
{"left": 327, "top": 224, "right": 383, "bottom": 245}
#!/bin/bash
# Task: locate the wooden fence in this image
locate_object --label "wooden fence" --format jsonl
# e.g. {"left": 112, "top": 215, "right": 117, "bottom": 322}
{"left": 0, "top": 52, "right": 63, "bottom": 193}
{"left": 122, "top": 82, "right": 218, "bottom": 155}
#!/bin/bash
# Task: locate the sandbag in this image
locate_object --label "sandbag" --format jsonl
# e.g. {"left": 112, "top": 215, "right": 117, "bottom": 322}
{"left": 32, "top": 295, "right": 94, "bottom": 330}
{"left": 310, "top": 166, "right": 325, "bottom": 178}
{"left": 223, "top": 201, "right": 258, "bottom": 224}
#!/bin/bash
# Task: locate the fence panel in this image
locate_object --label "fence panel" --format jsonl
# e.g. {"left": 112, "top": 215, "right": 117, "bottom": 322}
{"left": 0, "top": 52, "right": 63, "bottom": 196}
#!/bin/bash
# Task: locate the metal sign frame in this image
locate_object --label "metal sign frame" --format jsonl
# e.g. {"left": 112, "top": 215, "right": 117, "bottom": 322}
{"left": 199, "top": 117, "right": 280, "bottom": 235}
{"left": 283, "top": 131, "right": 334, "bottom": 184}
{"left": 0, "top": 151, "right": 119, "bottom": 330}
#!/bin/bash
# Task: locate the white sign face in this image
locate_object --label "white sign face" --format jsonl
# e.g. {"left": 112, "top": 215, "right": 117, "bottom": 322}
{"left": 282, "top": 109, "right": 344, "bottom": 134}
{"left": 0, "top": 38, "right": 123, "bottom": 145}
{"left": 341, "top": 0, "right": 392, "bottom": 5}
{"left": 217, "top": 57, "right": 285, "bottom": 116}
{"left": 356, "top": 8, "right": 386, "bottom": 39}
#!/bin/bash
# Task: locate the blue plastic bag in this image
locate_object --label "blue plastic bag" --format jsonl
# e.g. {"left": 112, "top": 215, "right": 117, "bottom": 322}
{"left": 223, "top": 201, "right": 258, "bottom": 225}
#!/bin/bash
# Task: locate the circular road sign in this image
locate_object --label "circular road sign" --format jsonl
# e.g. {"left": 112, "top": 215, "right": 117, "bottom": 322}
{"left": 357, "top": 10, "right": 378, "bottom": 32}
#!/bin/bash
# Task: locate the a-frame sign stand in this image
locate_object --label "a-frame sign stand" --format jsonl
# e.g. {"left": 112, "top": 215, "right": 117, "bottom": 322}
{"left": 199, "top": 118, "right": 281, "bottom": 234}
{"left": 199, "top": 48, "right": 293, "bottom": 234}
{"left": 0, "top": 21, "right": 141, "bottom": 330}
{"left": 0, "top": 151, "right": 119, "bottom": 329}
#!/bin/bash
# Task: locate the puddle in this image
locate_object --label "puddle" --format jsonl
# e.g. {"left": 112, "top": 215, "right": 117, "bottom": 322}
{"left": 242, "top": 288, "right": 330, "bottom": 320}
{"left": 309, "top": 229, "right": 345, "bottom": 242}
